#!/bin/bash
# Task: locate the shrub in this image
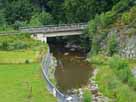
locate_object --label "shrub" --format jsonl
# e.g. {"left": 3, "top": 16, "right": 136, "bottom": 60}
{"left": 99, "top": 11, "right": 115, "bottom": 27}
{"left": 90, "top": 54, "right": 108, "bottom": 65}
{"left": 121, "top": 12, "right": 131, "bottom": 25}
{"left": 14, "top": 41, "right": 28, "bottom": 49}
{"left": 112, "top": 0, "right": 130, "bottom": 13}
{"left": 25, "top": 59, "right": 30, "bottom": 64}
{"left": 88, "top": 20, "right": 97, "bottom": 37}
{"left": 1, "top": 41, "right": 8, "bottom": 50}
{"left": 121, "top": 6, "right": 136, "bottom": 25}
{"left": 83, "top": 89, "right": 92, "bottom": 102}
{"left": 128, "top": 76, "right": 136, "bottom": 90}
{"left": 90, "top": 37, "right": 99, "bottom": 55}
{"left": 96, "top": 66, "right": 136, "bottom": 102}
{"left": 116, "top": 85, "right": 136, "bottom": 102}
{"left": 29, "top": 11, "right": 54, "bottom": 26}
{"left": 13, "top": 21, "right": 25, "bottom": 30}
{"left": 109, "top": 55, "right": 132, "bottom": 82}
{"left": 107, "top": 33, "right": 118, "bottom": 56}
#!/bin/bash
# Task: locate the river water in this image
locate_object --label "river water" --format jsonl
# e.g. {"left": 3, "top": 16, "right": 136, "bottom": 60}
{"left": 48, "top": 41, "right": 93, "bottom": 94}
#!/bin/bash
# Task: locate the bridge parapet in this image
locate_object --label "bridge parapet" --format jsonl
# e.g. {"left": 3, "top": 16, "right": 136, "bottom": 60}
{"left": 20, "top": 23, "right": 87, "bottom": 34}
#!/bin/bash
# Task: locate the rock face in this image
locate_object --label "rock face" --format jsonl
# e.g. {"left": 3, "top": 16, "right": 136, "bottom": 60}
{"left": 99, "top": 25, "right": 136, "bottom": 59}
{"left": 120, "top": 36, "right": 136, "bottom": 59}
{"left": 131, "top": 68, "right": 136, "bottom": 78}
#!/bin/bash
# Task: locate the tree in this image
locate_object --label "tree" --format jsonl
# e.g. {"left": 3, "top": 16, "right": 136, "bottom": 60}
{"left": 5, "top": 0, "right": 33, "bottom": 24}
{"left": 64, "top": 0, "right": 120, "bottom": 23}
{"left": 47, "top": 0, "right": 65, "bottom": 23}
{"left": 29, "top": 11, "right": 54, "bottom": 26}
{"left": 0, "top": 10, "right": 5, "bottom": 26}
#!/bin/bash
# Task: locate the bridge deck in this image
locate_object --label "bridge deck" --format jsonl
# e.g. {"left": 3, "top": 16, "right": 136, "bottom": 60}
{"left": 0, "top": 23, "right": 87, "bottom": 36}
{"left": 20, "top": 23, "right": 87, "bottom": 34}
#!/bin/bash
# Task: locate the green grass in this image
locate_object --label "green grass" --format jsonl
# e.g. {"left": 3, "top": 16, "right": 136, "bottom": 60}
{"left": 90, "top": 54, "right": 136, "bottom": 102}
{"left": 0, "top": 50, "right": 38, "bottom": 64}
{"left": 96, "top": 66, "right": 136, "bottom": 102}
{"left": 0, "top": 34, "right": 56, "bottom": 101}
{"left": 0, "top": 64, "right": 56, "bottom": 102}
{"left": 83, "top": 88, "right": 92, "bottom": 102}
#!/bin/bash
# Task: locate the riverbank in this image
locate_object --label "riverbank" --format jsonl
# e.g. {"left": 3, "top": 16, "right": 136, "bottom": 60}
{"left": 88, "top": 54, "right": 136, "bottom": 102}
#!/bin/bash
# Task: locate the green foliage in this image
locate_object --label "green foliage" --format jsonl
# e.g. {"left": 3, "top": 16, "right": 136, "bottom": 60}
{"left": 0, "top": 34, "right": 45, "bottom": 51}
{"left": 83, "top": 89, "right": 92, "bottom": 102}
{"left": 29, "top": 11, "right": 54, "bottom": 26}
{"left": 5, "top": 0, "right": 33, "bottom": 24}
{"left": 88, "top": 20, "right": 97, "bottom": 37}
{"left": 112, "top": 0, "right": 131, "bottom": 13}
{"left": 96, "top": 65, "right": 136, "bottom": 102}
{"left": 64, "top": 0, "right": 119, "bottom": 23}
{"left": 89, "top": 54, "right": 109, "bottom": 65}
{"left": 121, "top": 12, "right": 131, "bottom": 24}
{"left": 128, "top": 77, "right": 136, "bottom": 90}
{"left": 0, "top": 39, "right": 28, "bottom": 50}
{"left": 99, "top": 11, "right": 115, "bottom": 27}
{"left": 39, "top": 11, "right": 54, "bottom": 25}
{"left": 0, "top": 0, "right": 121, "bottom": 27}
{"left": 90, "top": 37, "right": 99, "bottom": 55}
{"left": 107, "top": 33, "right": 118, "bottom": 56}
{"left": 88, "top": 10, "right": 115, "bottom": 35}
{"left": 86, "top": 0, "right": 136, "bottom": 56}
{"left": 109, "top": 55, "right": 131, "bottom": 82}
{"left": 0, "top": 10, "right": 6, "bottom": 26}
{"left": 121, "top": 6, "right": 136, "bottom": 25}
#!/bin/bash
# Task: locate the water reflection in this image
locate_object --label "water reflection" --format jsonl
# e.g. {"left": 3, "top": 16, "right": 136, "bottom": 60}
{"left": 49, "top": 44, "right": 93, "bottom": 93}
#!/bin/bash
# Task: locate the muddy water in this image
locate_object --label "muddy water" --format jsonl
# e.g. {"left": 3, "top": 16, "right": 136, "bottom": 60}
{"left": 49, "top": 43, "right": 93, "bottom": 93}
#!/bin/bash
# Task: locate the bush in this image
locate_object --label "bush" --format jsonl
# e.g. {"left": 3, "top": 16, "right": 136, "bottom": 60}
{"left": 5, "top": 0, "right": 33, "bottom": 24}
{"left": 0, "top": 10, "right": 6, "bottom": 26}
{"left": 89, "top": 54, "right": 108, "bottom": 65}
{"left": 99, "top": 11, "right": 115, "bottom": 27}
{"left": 90, "top": 37, "right": 99, "bottom": 55}
{"left": 116, "top": 85, "right": 136, "bottom": 102}
{"left": 13, "top": 21, "right": 24, "bottom": 30}
{"left": 121, "top": 12, "right": 131, "bottom": 25}
{"left": 25, "top": 59, "right": 30, "bottom": 64}
{"left": 96, "top": 67, "right": 119, "bottom": 97}
{"left": 107, "top": 33, "right": 118, "bottom": 56}
{"left": 29, "top": 11, "right": 54, "bottom": 26}
{"left": 88, "top": 20, "right": 97, "bottom": 37}
{"left": 109, "top": 55, "right": 132, "bottom": 82}
{"left": 96, "top": 66, "right": 136, "bottom": 102}
{"left": 128, "top": 77, "right": 136, "bottom": 90}
{"left": 1, "top": 41, "right": 8, "bottom": 50}
{"left": 13, "top": 41, "right": 28, "bottom": 49}
{"left": 112, "top": 0, "right": 130, "bottom": 13}
{"left": 121, "top": 6, "right": 136, "bottom": 25}
{"left": 83, "top": 89, "right": 92, "bottom": 102}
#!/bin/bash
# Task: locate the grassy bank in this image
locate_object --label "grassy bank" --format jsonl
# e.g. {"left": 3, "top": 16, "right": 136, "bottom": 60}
{"left": 0, "top": 34, "right": 56, "bottom": 102}
{"left": 0, "top": 64, "right": 56, "bottom": 102}
{"left": 89, "top": 55, "right": 136, "bottom": 102}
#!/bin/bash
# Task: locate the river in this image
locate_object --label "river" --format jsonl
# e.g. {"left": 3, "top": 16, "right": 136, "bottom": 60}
{"left": 48, "top": 38, "right": 93, "bottom": 94}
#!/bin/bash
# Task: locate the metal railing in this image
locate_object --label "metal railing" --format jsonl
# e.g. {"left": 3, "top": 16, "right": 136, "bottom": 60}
{"left": 20, "top": 23, "right": 87, "bottom": 34}
{"left": 41, "top": 49, "right": 82, "bottom": 102}
{"left": 41, "top": 49, "right": 66, "bottom": 102}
